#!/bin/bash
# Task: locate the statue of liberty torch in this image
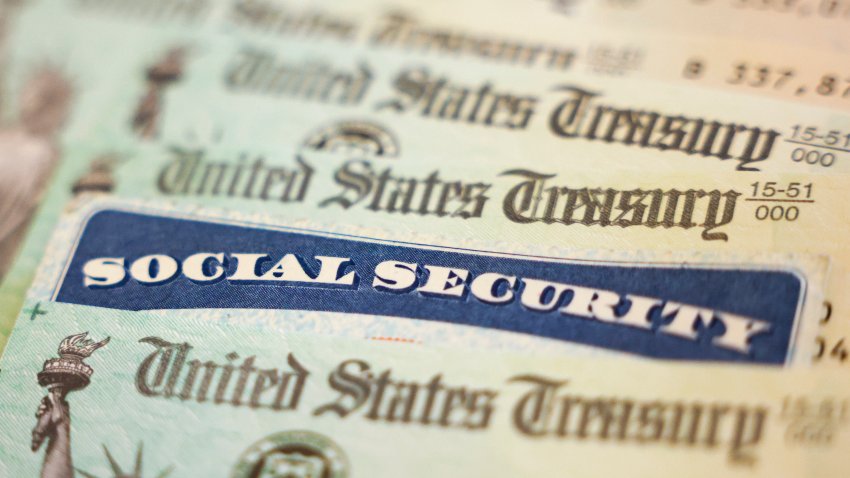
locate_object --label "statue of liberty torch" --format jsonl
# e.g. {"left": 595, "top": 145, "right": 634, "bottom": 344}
{"left": 31, "top": 332, "right": 110, "bottom": 478}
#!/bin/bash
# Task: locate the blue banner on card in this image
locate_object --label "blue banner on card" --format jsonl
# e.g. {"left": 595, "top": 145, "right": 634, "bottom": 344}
{"left": 55, "top": 209, "right": 805, "bottom": 364}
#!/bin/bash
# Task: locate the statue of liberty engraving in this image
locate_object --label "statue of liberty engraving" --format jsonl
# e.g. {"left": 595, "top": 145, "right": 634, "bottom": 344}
{"left": 31, "top": 332, "right": 109, "bottom": 478}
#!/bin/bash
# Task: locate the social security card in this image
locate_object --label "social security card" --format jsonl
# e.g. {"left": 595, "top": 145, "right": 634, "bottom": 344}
{"left": 27, "top": 198, "right": 826, "bottom": 366}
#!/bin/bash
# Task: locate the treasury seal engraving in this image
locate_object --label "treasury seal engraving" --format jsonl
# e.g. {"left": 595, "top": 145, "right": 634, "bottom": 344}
{"left": 301, "top": 120, "right": 399, "bottom": 158}
{"left": 232, "top": 430, "right": 349, "bottom": 478}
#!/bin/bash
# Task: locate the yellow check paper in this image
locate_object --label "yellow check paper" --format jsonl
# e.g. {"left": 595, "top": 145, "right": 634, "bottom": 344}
{"left": 0, "top": 302, "right": 848, "bottom": 477}
{"left": 21, "top": 197, "right": 829, "bottom": 366}
{"left": 569, "top": 0, "right": 850, "bottom": 53}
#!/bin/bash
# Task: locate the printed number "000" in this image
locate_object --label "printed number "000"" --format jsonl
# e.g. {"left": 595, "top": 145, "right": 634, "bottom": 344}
{"left": 755, "top": 205, "right": 799, "bottom": 221}
{"left": 791, "top": 147, "right": 835, "bottom": 167}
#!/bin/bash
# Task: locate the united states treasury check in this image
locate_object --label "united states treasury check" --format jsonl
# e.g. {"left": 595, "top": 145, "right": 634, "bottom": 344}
{"left": 7, "top": 142, "right": 850, "bottom": 363}
{"left": 5, "top": 0, "right": 850, "bottom": 115}
{"left": 1, "top": 302, "right": 849, "bottom": 477}
{"left": 23, "top": 197, "right": 829, "bottom": 366}
{"left": 3, "top": 0, "right": 850, "bottom": 275}
{"left": 3, "top": 0, "right": 850, "bottom": 356}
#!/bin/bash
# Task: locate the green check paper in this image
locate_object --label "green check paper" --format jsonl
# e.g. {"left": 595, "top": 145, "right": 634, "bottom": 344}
{"left": 0, "top": 302, "right": 848, "bottom": 478}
